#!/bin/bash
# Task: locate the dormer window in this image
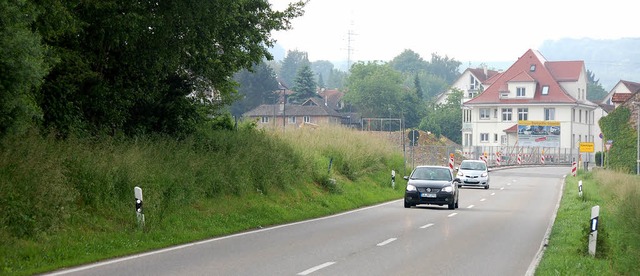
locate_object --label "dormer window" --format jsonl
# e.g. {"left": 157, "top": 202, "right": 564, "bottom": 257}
{"left": 530, "top": 64, "right": 536, "bottom": 72}
{"left": 517, "top": 87, "right": 526, "bottom": 97}
{"left": 542, "top": 85, "right": 549, "bottom": 95}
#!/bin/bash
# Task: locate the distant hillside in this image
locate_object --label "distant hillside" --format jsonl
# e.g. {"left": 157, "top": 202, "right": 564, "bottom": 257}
{"left": 539, "top": 38, "right": 640, "bottom": 91}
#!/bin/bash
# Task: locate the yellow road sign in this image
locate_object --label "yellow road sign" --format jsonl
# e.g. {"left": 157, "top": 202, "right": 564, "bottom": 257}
{"left": 580, "top": 142, "right": 595, "bottom": 153}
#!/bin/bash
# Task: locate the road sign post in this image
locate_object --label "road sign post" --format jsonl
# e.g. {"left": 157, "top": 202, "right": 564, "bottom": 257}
{"left": 391, "top": 170, "right": 396, "bottom": 189}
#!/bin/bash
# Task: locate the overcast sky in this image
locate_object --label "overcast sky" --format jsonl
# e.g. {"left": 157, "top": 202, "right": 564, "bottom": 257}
{"left": 269, "top": 0, "right": 640, "bottom": 65}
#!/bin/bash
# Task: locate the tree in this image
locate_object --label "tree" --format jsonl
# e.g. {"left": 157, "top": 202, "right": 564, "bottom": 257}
{"left": 32, "top": 0, "right": 306, "bottom": 137}
{"left": 290, "top": 65, "right": 317, "bottom": 103}
{"left": 389, "top": 49, "right": 428, "bottom": 73}
{"left": 0, "top": 0, "right": 49, "bottom": 136}
{"left": 231, "top": 62, "right": 279, "bottom": 117}
{"left": 414, "top": 74, "right": 424, "bottom": 100}
{"left": 427, "top": 53, "right": 462, "bottom": 84}
{"left": 311, "top": 60, "right": 334, "bottom": 87}
{"left": 327, "top": 68, "right": 347, "bottom": 90}
{"left": 343, "top": 61, "right": 405, "bottom": 118}
{"left": 586, "top": 69, "right": 608, "bottom": 102}
{"left": 279, "top": 50, "right": 310, "bottom": 88}
{"left": 419, "top": 89, "right": 463, "bottom": 144}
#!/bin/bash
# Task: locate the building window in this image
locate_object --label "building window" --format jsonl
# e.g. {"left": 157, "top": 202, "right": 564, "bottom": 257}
{"left": 501, "top": 108, "right": 513, "bottom": 121}
{"left": 494, "top": 109, "right": 498, "bottom": 118}
{"left": 288, "top": 116, "right": 296, "bottom": 124}
{"left": 579, "top": 110, "right": 582, "bottom": 123}
{"left": 464, "top": 133, "right": 472, "bottom": 147}
{"left": 480, "top": 133, "right": 489, "bottom": 142}
{"left": 542, "top": 85, "right": 549, "bottom": 95}
{"left": 544, "top": 108, "right": 556, "bottom": 120}
{"left": 501, "top": 135, "right": 507, "bottom": 145}
{"left": 530, "top": 64, "right": 536, "bottom": 72}
{"left": 261, "top": 116, "right": 269, "bottom": 123}
{"left": 480, "top": 108, "right": 490, "bottom": 120}
{"left": 518, "top": 108, "right": 528, "bottom": 121}
{"left": 494, "top": 133, "right": 498, "bottom": 143}
{"left": 303, "top": 116, "right": 310, "bottom": 123}
{"left": 463, "top": 109, "right": 471, "bottom": 123}
{"left": 517, "top": 87, "right": 526, "bottom": 97}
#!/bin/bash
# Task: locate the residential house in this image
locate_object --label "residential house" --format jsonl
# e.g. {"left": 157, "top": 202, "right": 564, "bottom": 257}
{"left": 461, "top": 49, "right": 601, "bottom": 160}
{"left": 243, "top": 97, "right": 344, "bottom": 129}
{"left": 601, "top": 80, "right": 640, "bottom": 108}
{"left": 435, "top": 67, "right": 501, "bottom": 105}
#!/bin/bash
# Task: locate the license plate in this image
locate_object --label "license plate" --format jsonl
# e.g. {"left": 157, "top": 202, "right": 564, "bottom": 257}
{"left": 421, "top": 193, "right": 436, "bottom": 198}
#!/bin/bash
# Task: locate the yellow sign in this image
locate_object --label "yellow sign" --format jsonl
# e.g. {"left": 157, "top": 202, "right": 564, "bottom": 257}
{"left": 579, "top": 142, "right": 595, "bottom": 153}
{"left": 518, "top": 120, "right": 561, "bottom": 127}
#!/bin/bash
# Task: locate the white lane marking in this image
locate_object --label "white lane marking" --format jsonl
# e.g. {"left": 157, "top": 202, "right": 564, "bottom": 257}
{"left": 467, "top": 205, "right": 475, "bottom": 209}
{"left": 480, "top": 198, "right": 486, "bottom": 202}
{"left": 491, "top": 193, "right": 496, "bottom": 196}
{"left": 448, "top": 213, "right": 458, "bottom": 217}
{"left": 377, "top": 238, "right": 397, "bottom": 246}
{"left": 298, "top": 262, "right": 336, "bottom": 275}
{"left": 420, "top": 223, "right": 435, "bottom": 229}
{"left": 46, "top": 200, "right": 401, "bottom": 275}
{"left": 507, "top": 183, "right": 512, "bottom": 186}
{"left": 500, "top": 187, "right": 505, "bottom": 190}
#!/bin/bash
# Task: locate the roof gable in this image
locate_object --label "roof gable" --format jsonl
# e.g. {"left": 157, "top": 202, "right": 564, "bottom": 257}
{"left": 465, "top": 49, "right": 578, "bottom": 105}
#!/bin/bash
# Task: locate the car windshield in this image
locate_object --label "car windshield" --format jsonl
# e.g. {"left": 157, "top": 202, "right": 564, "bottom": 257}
{"left": 411, "top": 167, "right": 452, "bottom": 181}
{"left": 459, "top": 162, "right": 486, "bottom": 171}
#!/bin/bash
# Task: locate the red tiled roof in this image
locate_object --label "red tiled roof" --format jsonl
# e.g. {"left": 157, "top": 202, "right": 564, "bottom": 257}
{"left": 509, "top": 71, "right": 535, "bottom": 82}
{"left": 465, "top": 49, "right": 580, "bottom": 105}
{"left": 468, "top": 68, "right": 501, "bottom": 82}
{"left": 483, "top": 73, "right": 502, "bottom": 86}
{"left": 611, "top": 92, "right": 634, "bottom": 103}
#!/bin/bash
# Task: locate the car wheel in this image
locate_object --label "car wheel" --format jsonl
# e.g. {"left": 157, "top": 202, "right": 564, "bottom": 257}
{"left": 448, "top": 202, "right": 455, "bottom": 210}
{"left": 484, "top": 185, "right": 490, "bottom": 189}
{"left": 404, "top": 200, "right": 411, "bottom": 208}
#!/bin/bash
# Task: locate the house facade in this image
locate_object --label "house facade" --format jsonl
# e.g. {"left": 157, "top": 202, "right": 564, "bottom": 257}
{"left": 461, "top": 49, "right": 601, "bottom": 161}
{"left": 601, "top": 80, "right": 640, "bottom": 108}
{"left": 243, "top": 97, "right": 344, "bottom": 129}
{"left": 435, "top": 67, "right": 500, "bottom": 105}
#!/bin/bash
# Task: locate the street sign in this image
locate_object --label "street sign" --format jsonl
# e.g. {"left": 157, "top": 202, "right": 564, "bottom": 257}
{"left": 408, "top": 129, "right": 419, "bottom": 145}
{"left": 605, "top": 144, "right": 612, "bottom": 151}
{"left": 599, "top": 133, "right": 603, "bottom": 139}
{"left": 579, "top": 142, "right": 595, "bottom": 153}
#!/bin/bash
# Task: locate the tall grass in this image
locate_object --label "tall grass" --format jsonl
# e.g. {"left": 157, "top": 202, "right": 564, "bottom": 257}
{"left": 535, "top": 169, "right": 640, "bottom": 275}
{"left": 0, "top": 125, "right": 405, "bottom": 275}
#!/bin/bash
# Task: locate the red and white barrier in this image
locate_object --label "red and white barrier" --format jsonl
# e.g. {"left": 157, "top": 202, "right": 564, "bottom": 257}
{"left": 517, "top": 154, "right": 522, "bottom": 165}
{"left": 571, "top": 162, "right": 577, "bottom": 177}
{"left": 449, "top": 154, "right": 454, "bottom": 170}
{"left": 496, "top": 152, "right": 501, "bottom": 166}
{"left": 541, "top": 154, "right": 545, "bottom": 164}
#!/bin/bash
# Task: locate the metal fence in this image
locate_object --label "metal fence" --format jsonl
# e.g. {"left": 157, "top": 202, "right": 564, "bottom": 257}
{"left": 406, "top": 145, "right": 586, "bottom": 169}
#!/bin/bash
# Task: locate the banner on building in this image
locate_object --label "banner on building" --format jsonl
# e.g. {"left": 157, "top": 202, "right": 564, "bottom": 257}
{"left": 517, "top": 120, "right": 561, "bottom": 147}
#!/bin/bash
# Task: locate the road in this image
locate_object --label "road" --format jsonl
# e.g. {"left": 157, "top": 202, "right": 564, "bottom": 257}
{"left": 47, "top": 166, "right": 567, "bottom": 276}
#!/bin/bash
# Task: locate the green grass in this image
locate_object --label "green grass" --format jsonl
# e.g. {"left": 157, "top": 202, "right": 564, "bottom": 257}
{"left": 535, "top": 169, "right": 640, "bottom": 275}
{"left": 0, "top": 126, "right": 405, "bottom": 275}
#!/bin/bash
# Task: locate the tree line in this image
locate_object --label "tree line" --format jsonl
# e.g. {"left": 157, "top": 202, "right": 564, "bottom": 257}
{"left": 0, "top": 0, "right": 306, "bottom": 138}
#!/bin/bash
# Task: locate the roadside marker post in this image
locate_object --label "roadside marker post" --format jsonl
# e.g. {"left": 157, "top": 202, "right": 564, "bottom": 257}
{"left": 589, "top": 205, "right": 600, "bottom": 257}
{"left": 517, "top": 154, "right": 522, "bottom": 165}
{"left": 571, "top": 162, "right": 577, "bottom": 177}
{"left": 449, "top": 153, "right": 454, "bottom": 170}
{"left": 391, "top": 170, "right": 396, "bottom": 189}
{"left": 496, "top": 152, "right": 501, "bottom": 166}
{"left": 134, "top": 186, "right": 145, "bottom": 228}
{"left": 578, "top": 180, "right": 583, "bottom": 197}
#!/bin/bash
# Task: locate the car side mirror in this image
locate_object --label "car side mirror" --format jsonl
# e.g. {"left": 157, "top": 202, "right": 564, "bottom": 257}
{"left": 403, "top": 176, "right": 409, "bottom": 180}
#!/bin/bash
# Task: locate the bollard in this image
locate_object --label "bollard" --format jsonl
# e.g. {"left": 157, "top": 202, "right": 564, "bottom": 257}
{"left": 578, "top": 180, "right": 583, "bottom": 197}
{"left": 391, "top": 170, "right": 396, "bottom": 189}
{"left": 135, "top": 186, "right": 145, "bottom": 228}
{"left": 588, "top": 205, "right": 600, "bottom": 256}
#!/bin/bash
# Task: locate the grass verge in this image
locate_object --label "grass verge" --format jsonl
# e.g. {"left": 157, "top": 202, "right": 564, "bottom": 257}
{"left": 535, "top": 169, "right": 640, "bottom": 275}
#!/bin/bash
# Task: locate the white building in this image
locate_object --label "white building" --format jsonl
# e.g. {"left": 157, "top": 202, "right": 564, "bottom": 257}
{"left": 461, "top": 49, "right": 603, "bottom": 161}
{"left": 435, "top": 67, "right": 500, "bottom": 105}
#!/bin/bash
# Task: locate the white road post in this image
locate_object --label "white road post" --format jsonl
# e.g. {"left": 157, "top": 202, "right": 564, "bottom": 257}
{"left": 578, "top": 180, "right": 583, "bottom": 197}
{"left": 135, "top": 186, "right": 145, "bottom": 228}
{"left": 589, "top": 205, "right": 600, "bottom": 257}
{"left": 391, "top": 170, "right": 396, "bottom": 189}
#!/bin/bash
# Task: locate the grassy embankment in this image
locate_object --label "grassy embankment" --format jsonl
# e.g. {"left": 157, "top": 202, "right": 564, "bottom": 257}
{"left": 0, "top": 126, "right": 405, "bottom": 275}
{"left": 536, "top": 169, "right": 640, "bottom": 275}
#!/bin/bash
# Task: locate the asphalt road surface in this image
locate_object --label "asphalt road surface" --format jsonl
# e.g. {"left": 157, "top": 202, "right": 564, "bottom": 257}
{"left": 47, "top": 166, "right": 567, "bottom": 276}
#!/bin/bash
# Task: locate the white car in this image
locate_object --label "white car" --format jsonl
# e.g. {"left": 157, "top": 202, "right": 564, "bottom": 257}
{"left": 456, "top": 160, "right": 490, "bottom": 189}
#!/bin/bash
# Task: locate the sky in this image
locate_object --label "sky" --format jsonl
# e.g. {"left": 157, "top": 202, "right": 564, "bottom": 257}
{"left": 269, "top": 0, "right": 640, "bottom": 67}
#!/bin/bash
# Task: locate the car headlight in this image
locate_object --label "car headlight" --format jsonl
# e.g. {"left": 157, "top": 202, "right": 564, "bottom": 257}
{"left": 481, "top": 172, "right": 488, "bottom": 177}
{"left": 441, "top": 186, "right": 453, "bottom": 193}
{"left": 406, "top": 184, "right": 417, "bottom": 191}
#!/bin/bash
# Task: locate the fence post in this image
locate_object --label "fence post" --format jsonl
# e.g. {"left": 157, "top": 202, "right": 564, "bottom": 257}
{"left": 589, "top": 205, "right": 600, "bottom": 256}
